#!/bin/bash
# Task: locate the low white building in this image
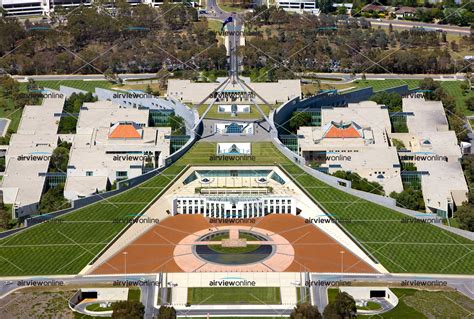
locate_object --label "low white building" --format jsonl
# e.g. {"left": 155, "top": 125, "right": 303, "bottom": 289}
{"left": 1, "top": 95, "right": 64, "bottom": 217}
{"left": 276, "top": 0, "right": 318, "bottom": 13}
{"left": 297, "top": 101, "right": 403, "bottom": 194}
{"left": 64, "top": 101, "right": 170, "bottom": 200}
{"left": 394, "top": 97, "right": 469, "bottom": 216}
{"left": 167, "top": 79, "right": 301, "bottom": 104}
{"left": 173, "top": 195, "right": 296, "bottom": 218}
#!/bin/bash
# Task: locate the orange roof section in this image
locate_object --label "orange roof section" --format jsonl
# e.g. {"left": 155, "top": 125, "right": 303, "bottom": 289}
{"left": 108, "top": 124, "right": 142, "bottom": 139}
{"left": 324, "top": 124, "right": 361, "bottom": 138}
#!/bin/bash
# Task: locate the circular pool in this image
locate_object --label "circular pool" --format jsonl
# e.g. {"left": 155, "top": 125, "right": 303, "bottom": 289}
{"left": 194, "top": 244, "right": 274, "bottom": 265}
{"left": 193, "top": 230, "right": 274, "bottom": 265}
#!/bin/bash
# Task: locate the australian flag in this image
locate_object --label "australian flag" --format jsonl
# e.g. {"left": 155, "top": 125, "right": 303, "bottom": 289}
{"left": 221, "top": 16, "right": 233, "bottom": 31}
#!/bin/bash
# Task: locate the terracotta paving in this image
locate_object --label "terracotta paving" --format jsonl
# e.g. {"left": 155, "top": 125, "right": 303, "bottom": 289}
{"left": 91, "top": 214, "right": 377, "bottom": 274}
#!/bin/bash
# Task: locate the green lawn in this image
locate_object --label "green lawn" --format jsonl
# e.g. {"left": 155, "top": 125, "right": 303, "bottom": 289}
{"left": 358, "top": 301, "right": 382, "bottom": 311}
{"left": 197, "top": 104, "right": 272, "bottom": 119}
{"left": 187, "top": 287, "right": 281, "bottom": 305}
{"left": 128, "top": 287, "right": 141, "bottom": 301}
{"left": 353, "top": 79, "right": 421, "bottom": 91}
{"left": 85, "top": 303, "right": 112, "bottom": 312}
{"left": 281, "top": 163, "right": 474, "bottom": 274}
{"left": 353, "top": 79, "right": 474, "bottom": 116}
{"left": 0, "top": 164, "right": 186, "bottom": 276}
{"left": 327, "top": 288, "right": 339, "bottom": 303}
{"left": 439, "top": 81, "right": 474, "bottom": 115}
{"left": 216, "top": 0, "right": 247, "bottom": 12}
{"left": 357, "top": 288, "right": 473, "bottom": 319}
{"left": 0, "top": 83, "right": 41, "bottom": 135}
{"left": 208, "top": 19, "right": 222, "bottom": 33}
{"left": 36, "top": 80, "right": 114, "bottom": 93}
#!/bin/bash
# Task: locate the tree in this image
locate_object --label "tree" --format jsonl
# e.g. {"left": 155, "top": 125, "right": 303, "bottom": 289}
{"left": 334, "top": 291, "right": 357, "bottom": 318}
{"left": 322, "top": 302, "right": 339, "bottom": 319}
{"left": 157, "top": 305, "right": 177, "bottom": 319}
{"left": 333, "top": 171, "right": 385, "bottom": 195}
{"left": 38, "top": 184, "right": 69, "bottom": 213}
{"left": 370, "top": 91, "right": 402, "bottom": 112}
{"left": 290, "top": 302, "right": 322, "bottom": 319}
{"left": 466, "top": 96, "right": 474, "bottom": 112}
{"left": 456, "top": 205, "right": 474, "bottom": 232}
{"left": 112, "top": 300, "right": 145, "bottom": 319}
{"left": 289, "top": 112, "right": 312, "bottom": 131}
{"left": 49, "top": 146, "right": 70, "bottom": 173}
{"left": 390, "top": 187, "right": 425, "bottom": 211}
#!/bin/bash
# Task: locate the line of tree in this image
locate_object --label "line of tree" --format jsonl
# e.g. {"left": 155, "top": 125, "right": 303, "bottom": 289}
{"left": 0, "top": 2, "right": 227, "bottom": 75}
{"left": 242, "top": 7, "right": 472, "bottom": 77}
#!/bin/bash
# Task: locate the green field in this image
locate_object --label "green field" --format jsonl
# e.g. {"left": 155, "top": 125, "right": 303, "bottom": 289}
{"left": 327, "top": 288, "right": 339, "bottom": 303}
{"left": 358, "top": 301, "right": 382, "bottom": 311}
{"left": 36, "top": 80, "right": 114, "bottom": 93}
{"left": 353, "top": 79, "right": 421, "bottom": 91}
{"left": 281, "top": 163, "right": 474, "bottom": 274}
{"left": 128, "top": 287, "right": 141, "bottom": 301}
{"left": 357, "top": 288, "right": 473, "bottom": 319}
{"left": 0, "top": 164, "right": 186, "bottom": 276}
{"left": 187, "top": 287, "right": 281, "bottom": 305}
{"left": 197, "top": 104, "right": 272, "bottom": 119}
{"left": 85, "top": 303, "right": 112, "bottom": 312}
{"left": 0, "top": 142, "right": 473, "bottom": 275}
{"left": 352, "top": 79, "right": 474, "bottom": 115}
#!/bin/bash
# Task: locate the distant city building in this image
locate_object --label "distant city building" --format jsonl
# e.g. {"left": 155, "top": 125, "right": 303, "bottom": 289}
{"left": 332, "top": 3, "right": 352, "bottom": 14}
{"left": 0, "top": 0, "right": 180, "bottom": 16}
{"left": 276, "top": 0, "right": 317, "bottom": 13}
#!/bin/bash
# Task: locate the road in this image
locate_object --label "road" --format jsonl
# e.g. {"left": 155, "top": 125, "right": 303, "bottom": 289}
{"left": 203, "top": 0, "right": 230, "bottom": 21}
{"left": 366, "top": 18, "right": 471, "bottom": 35}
